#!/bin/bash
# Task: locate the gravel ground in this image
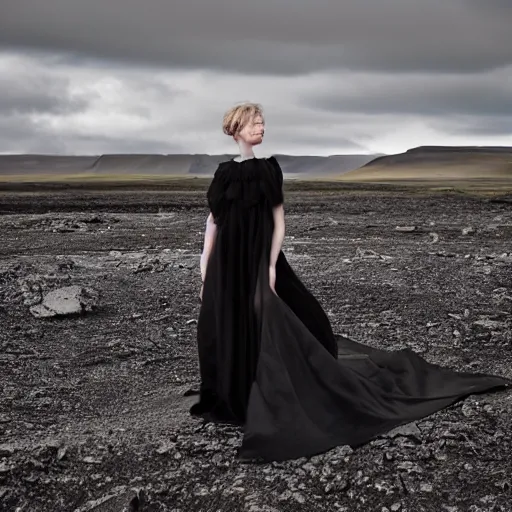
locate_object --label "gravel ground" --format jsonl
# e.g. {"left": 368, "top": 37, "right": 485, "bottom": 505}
{"left": 0, "top": 188, "right": 511, "bottom": 512}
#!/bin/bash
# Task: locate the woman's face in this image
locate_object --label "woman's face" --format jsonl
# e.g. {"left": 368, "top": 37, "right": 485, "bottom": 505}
{"left": 236, "top": 114, "right": 265, "bottom": 146}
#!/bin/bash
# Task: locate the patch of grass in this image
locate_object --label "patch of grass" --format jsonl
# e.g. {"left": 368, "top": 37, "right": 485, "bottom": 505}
{"left": 0, "top": 172, "right": 197, "bottom": 183}
{"left": 0, "top": 174, "right": 214, "bottom": 192}
{"left": 1, "top": 172, "right": 512, "bottom": 198}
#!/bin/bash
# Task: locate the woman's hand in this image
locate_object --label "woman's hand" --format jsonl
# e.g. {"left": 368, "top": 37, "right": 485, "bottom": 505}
{"left": 269, "top": 266, "right": 277, "bottom": 294}
{"left": 199, "top": 282, "right": 204, "bottom": 302}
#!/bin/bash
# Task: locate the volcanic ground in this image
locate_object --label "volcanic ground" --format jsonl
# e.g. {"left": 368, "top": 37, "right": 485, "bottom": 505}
{"left": 0, "top": 186, "right": 511, "bottom": 511}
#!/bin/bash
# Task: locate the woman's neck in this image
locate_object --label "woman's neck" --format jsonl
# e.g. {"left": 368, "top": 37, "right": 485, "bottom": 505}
{"left": 236, "top": 140, "right": 255, "bottom": 161}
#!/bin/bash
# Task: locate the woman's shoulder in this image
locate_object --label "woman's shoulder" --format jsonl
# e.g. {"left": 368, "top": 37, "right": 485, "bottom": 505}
{"left": 218, "top": 155, "right": 277, "bottom": 166}
{"left": 214, "top": 156, "right": 278, "bottom": 181}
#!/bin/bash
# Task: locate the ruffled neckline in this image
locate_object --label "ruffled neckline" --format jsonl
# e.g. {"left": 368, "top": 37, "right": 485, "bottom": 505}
{"left": 229, "top": 156, "right": 276, "bottom": 165}
{"left": 215, "top": 156, "right": 275, "bottom": 182}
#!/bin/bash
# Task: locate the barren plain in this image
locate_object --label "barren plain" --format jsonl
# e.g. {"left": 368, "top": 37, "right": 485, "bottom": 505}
{"left": 1, "top": 182, "right": 511, "bottom": 511}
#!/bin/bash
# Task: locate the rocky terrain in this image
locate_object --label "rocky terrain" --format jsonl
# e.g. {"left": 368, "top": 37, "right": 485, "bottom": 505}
{"left": 0, "top": 186, "right": 511, "bottom": 511}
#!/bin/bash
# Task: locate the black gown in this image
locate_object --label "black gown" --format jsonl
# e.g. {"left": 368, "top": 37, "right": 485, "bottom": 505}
{"left": 191, "top": 156, "right": 510, "bottom": 462}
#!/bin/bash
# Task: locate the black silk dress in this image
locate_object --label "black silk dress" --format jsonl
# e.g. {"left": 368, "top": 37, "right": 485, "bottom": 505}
{"left": 191, "top": 156, "right": 510, "bottom": 462}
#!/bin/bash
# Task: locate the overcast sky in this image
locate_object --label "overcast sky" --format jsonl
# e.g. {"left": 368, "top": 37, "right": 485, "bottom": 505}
{"left": 1, "top": 0, "right": 511, "bottom": 156}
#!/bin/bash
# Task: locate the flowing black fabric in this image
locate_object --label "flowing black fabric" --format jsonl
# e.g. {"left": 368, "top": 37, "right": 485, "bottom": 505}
{"left": 191, "top": 156, "right": 511, "bottom": 462}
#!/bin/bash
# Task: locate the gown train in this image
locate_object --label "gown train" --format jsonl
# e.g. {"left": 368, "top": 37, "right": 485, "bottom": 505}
{"left": 190, "top": 156, "right": 510, "bottom": 462}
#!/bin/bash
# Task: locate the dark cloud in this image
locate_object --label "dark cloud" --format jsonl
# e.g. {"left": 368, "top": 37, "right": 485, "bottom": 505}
{"left": 435, "top": 116, "right": 512, "bottom": 138}
{"left": 0, "top": 113, "right": 185, "bottom": 155}
{"left": 0, "top": 49, "right": 195, "bottom": 153}
{"left": 0, "top": 115, "right": 67, "bottom": 153}
{"left": 1, "top": 0, "right": 511, "bottom": 74}
{"left": 464, "top": 0, "right": 512, "bottom": 12}
{"left": 0, "top": 70, "right": 90, "bottom": 116}
{"left": 301, "top": 71, "right": 512, "bottom": 123}
{"left": 268, "top": 128, "right": 368, "bottom": 153}
{"left": 67, "top": 134, "right": 186, "bottom": 155}
{"left": 1, "top": 1, "right": 511, "bottom": 154}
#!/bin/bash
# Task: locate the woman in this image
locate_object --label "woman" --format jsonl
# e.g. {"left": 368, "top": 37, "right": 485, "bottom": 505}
{"left": 190, "top": 102, "right": 510, "bottom": 462}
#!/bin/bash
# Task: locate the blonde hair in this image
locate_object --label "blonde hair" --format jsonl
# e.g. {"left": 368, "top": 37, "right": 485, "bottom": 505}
{"left": 222, "top": 102, "right": 264, "bottom": 137}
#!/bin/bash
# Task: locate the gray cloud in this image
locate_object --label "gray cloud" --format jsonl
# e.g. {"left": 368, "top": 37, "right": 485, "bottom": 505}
{"left": 433, "top": 116, "right": 512, "bottom": 138}
{"left": 1, "top": 50, "right": 510, "bottom": 154}
{"left": 0, "top": 69, "right": 90, "bottom": 116}
{"left": 0, "top": 49, "right": 197, "bottom": 154}
{"left": 268, "top": 127, "right": 368, "bottom": 153}
{"left": 67, "top": 134, "right": 186, "bottom": 155}
{"left": 0, "top": 57, "right": 187, "bottom": 154}
{"left": 0, "top": 115, "right": 67, "bottom": 153}
{"left": 0, "top": 113, "right": 186, "bottom": 155}
{"left": 1, "top": 1, "right": 511, "bottom": 155}
{"left": 302, "top": 70, "right": 512, "bottom": 121}
{"left": 464, "top": 0, "right": 512, "bottom": 12}
{"left": 1, "top": 0, "right": 511, "bottom": 74}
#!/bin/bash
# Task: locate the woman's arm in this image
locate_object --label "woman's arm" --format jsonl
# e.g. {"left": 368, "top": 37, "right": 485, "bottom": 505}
{"left": 268, "top": 204, "right": 285, "bottom": 294}
{"left": 200, "top": 212, "right": 217, "bottom": 282}
{"left": 269, "top": 204, "right": 285, "bottom": 269}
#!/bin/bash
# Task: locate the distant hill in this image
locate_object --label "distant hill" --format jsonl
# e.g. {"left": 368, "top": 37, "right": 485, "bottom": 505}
{"left": 271, "top": 154, "right": 381, "bottom": 178}
{"left": 337, "top": 146, "right": 512, "bottom": 182}
{"left": 6, "top": 147, "right": 509, "bottom": 185}
{"left": 0, "top": 153, "right": 379, "bottom": 181}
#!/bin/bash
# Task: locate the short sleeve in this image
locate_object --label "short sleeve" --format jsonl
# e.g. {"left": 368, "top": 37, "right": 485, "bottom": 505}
{"left": 266, "top": 157, "right": 284, "bottom": 207}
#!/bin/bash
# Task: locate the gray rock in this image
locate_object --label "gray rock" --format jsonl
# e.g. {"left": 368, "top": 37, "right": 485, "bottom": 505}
{"left": 429, "top": 232, "right": 440, "bottom": 243}
{"left": 278, "top": 490, "right": 292, "bottom": 501}
{"left": 374, "top": 480, "right": 394, "bottom": 494}
{"left": 57, "top": 446, "right": 68, "bottom": 461}
{"left": 82, "top": 456, "right": 103, "bottom": 464}
{"left": 383, "top": 422, "right": 422, "bottom": 442}
{"left": 0, "top": 444, "right": 14, "bottom": 456}
{"left": 397, "top": 461, "right": 423, "bottom": 474}
{"left": 473, "top": 318, "right": 506, "bottom": 329}
{"left": 293, "top": 492, "right": 306, "bottom": 504}
{"left": 156, "top": 441, "right": 176, "bottom": 455}
{"left": 0, "top": 461, "right": 12, "bottom": 473}
{"left": 355, "top": 247, "right": 380, "bottom": 259}
{"left": 247, "top": 506, "right": 279, "bottom": 512}
{"left": 461, "top": 403, "right": 475, "bottom": 417}
{"left": 328, "top": 444, "right": 353, "bottom": 459}
{"left": 73, "top": 485, "right": 145, "bottom": 512}
{"left": 29, "top": 285, "right": 99, "bottom": 318}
